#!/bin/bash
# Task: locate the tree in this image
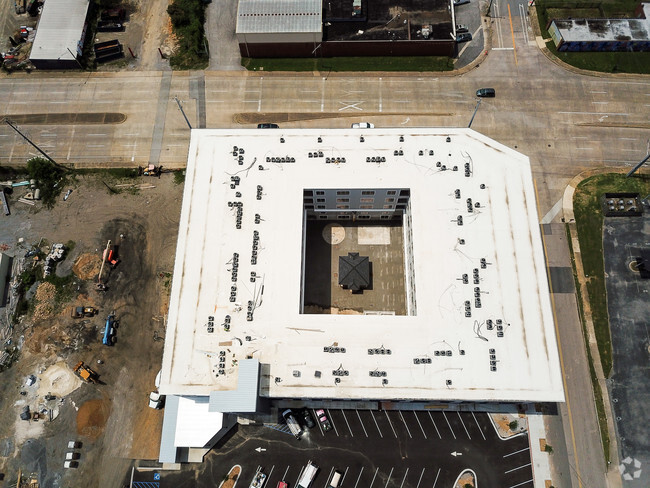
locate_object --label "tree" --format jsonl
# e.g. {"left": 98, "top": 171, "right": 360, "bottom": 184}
{"left": 26, "top": 157, "right": 67, "bottom": 207}
{"left": 509, "top": 420, "right": 518, "bottom": 431}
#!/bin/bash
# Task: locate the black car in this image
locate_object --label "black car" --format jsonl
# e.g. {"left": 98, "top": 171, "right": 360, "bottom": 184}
{"left": 455, "top": 32, "right": 472, "bottom": 43}
{"left": 301, "top": 409, "right": 316, "bottom": 428}
{"left": 257, "top": 123, "right": 279, "bottom": 129}
{"left": 476, "top": 88, "right": 496, "bottom": 98}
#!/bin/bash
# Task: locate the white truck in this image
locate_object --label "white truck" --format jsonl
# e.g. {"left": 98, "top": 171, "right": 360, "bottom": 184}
{"left": 282, "top": 409, "right": 303, "bottom": 439}
{"left": 297, "top": 461, "right": 318, "bottom": 488}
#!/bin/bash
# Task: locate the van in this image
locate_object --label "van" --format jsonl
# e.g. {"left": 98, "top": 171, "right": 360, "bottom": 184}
{"left": 476, "top": 88, "right": 496, "bottom": 98}
{"left": 297, "top": 461, "right": 318, "bottom": 488}
{"left": 328, "top": 470, "right": 342, "bottom": 488}
{"left": 282, "top": 409, "right": 303, "bottom": 439}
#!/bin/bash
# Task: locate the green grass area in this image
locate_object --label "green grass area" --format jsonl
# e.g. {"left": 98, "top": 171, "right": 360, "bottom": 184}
{"left": 536, "top": 0, "right": 650, "bottom": 74}
{"left": 167, "top": 0, "right": 209, "bottom": 70}
{"left": 241, "top": 56, "right": 453, "bottom": 72}
{"left": 565, "top": 224, "right": 610, "bottom": 463}
{"left": 572, "top": 173, "right": 650, "bottom": 378}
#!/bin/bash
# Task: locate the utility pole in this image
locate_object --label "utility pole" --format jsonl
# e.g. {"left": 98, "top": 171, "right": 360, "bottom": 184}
{"left": 468, "top": 98, "right": 482, "bottom": 128}
{"left": 626, "top": 140, "right": 650, "bottom": 177}
{"left": 174, "top": 96, "right": 192, "bottom": 130}
{"left": 3, "top": 118, "right": 66, "bottom": 169}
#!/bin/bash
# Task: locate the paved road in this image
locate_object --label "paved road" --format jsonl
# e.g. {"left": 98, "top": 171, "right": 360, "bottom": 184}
{"left": 1, "top": 9, "right": 647, "bottom": 487}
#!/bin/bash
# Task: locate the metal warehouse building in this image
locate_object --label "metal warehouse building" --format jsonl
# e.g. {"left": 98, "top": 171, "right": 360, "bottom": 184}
{"left": 29, "top": 0, "right": 91, "bottom": 69}
{"left": 157, "top": 128, "right": 564, "bottom": 463}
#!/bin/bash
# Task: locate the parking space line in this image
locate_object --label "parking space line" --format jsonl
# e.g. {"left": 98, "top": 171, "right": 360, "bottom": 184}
{"left": 432, "top": 468, "right": 441, "bottom": 488}
{"left": 413, "top": 412, "right": 427, "bottom": 439}
{"left": 415, "top": 468, "right": 425, "bottom": 488}
{"left": 507, "top": 480, "right": 533, "bottom": 488}
{"left": 281, "top": 466, "right": 290, "bottom": 481}
{"left": 427, "top": 412, "right": 442, "bottom": 439}
{"left": 322, "top": 467, "right": 334, "bottom": 488}
{"left": 384, "top": 411, "right": 398, "bottom": 438}
{"left": 356, "top": 410, "right": 368, "bottom": 437}
{"left": 294, "top": 467, "right": 305, "bottom": 487}
{"left": 341, "top": 467, "right": 349, "bottom": 486}
{"left": 503, "top": 446, "right": 529, "bottom": 458}
{"left": 341, "top": 410, "right": 354, "bottom": 437}
{"left": 457, "top": 412, "right": 471, "bottom": 439}
{"left": 471, "top": 412, "right": 486, "bottom": 440}
{"left": 267, "top": 465, "right": 275, "bottom": 483}
{"left": 370, "top": 410, "right": 383, "bottom": 438}
{"left": 505, "top": 462, "right": 531, "bottom": 474}
{"left": 353, "top": 467, "right": 364, "bottom": 488}
{"left": 442, "top": 412, "right": 456, "bottom": 439}
{"left": 399, "top": 468, "right": 409, "bottom": 488}
{"left": 399, "top": 411, "right": 412, "bottom": 438}
{"left": 384, "top": 467, "right": 393, "bottom": 488}
{"left": 369, "top": 467, "right": 379, "bottom": 488}
{"left": 327, "top": 409, "right": 340, "bottom": 436}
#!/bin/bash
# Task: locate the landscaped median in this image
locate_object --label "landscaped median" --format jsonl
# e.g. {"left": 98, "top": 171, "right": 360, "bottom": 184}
{"left": 565, "top": 170, "right": 650, "bottom": 464}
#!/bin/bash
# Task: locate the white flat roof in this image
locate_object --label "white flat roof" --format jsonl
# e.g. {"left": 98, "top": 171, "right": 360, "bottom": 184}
{"left": 30, "top": 0, "right": 90, "bottom": 62}
{"left": 160, "top": 128, "right": 564, "bottom": 404}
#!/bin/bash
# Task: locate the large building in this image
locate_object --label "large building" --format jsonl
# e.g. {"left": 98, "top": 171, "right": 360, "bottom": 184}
{"left": 158, "top": 128, "right": 564, "bottom": 463}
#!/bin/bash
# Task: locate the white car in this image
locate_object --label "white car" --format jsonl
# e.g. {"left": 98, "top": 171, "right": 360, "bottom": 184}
{"left": 351, "top": 122, "right": 374, "bottom": 129}
{"left": 149, "top": 391, "right": 164, "bottom": 409}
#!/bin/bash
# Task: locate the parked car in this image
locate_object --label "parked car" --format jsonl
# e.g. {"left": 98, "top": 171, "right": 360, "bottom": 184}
{"left": 351, "top": 122, "right": 374, "bottom": 129}
{"left": 315, "top": 409, "right": 332, "bottom": 431}
{"left": 455, "top": 32, "right": 472, "bottom": 43}
{"left": 455, "top": 24, "right": 469, "bottom": 33}
{"left": 301, "top": 409, "right": 315, "bottom": 428}
{"left": 257, "top": 123, "right": 279, "bottom": 128}
{"left": 454, "top": 0, "right": 470, "bottom": 5}
{"left": 277, "top": 482, "right": 288, "bottom": 488}
{"left": 476, "top": 88, "right": 496, "bottom": 98}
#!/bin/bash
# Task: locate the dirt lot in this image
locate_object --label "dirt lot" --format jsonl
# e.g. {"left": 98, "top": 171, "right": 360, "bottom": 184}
{"left": 0, "top": 172, "right": 184, "bottom": 487}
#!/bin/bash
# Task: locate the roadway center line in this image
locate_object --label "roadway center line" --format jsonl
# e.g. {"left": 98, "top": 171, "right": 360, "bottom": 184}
{"left": 471, "top": 412, "right": 486, "bottom": 440}
{"left": 399, "top": 468, "right": 409, "bottom": 488}
{"left": 327, "top": 409, "right": 340, "bottom": 437}
{"left": 456, "top": 412, "right": 471, "bottom": 439}
{"left": 504, "top": 462, "right": 531, "bottom": 474}
{"left": 384, "top": 411, "right": 398, "bottom": 438}
{"left": 415, "top": 468, "right": 425, "bottom": 488}
{"left": 369, "top": 467, "right": 379, "bottom": 488}
{"left": 370, "top": 410, "right": 383, "bottom": 438}
{"left": 507, "top": 479, "right": 533, "bottom": 488}
{"left": 503, "top": 446, "right": 529, "bottom": 458}
{"left": 356, "top": 410, "right": 368, "bottom": 437}
{"left": 413, "top": 411, "right": 427, "bottom": 439}
{"left": 442, "top": 411, "right": 456, "bottom": 439}
{"left": 353, "top": 467, "right": 364, "bottom": 488}
{"left": 399, "top": 411, "right": 412, "bottom": 438}
{"left": 384, "top": 467, "right": 393, "bottom": 488}
{"left": 341, "top": 410, "right": 354, "bottom": 437}
{"left": 432, "top": 468, "right": 441, "bottom": 488}
{"left": 427, "top": 411, "right": 442, "bottom": 439}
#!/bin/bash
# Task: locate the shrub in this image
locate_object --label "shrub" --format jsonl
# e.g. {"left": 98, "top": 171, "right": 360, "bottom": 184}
{"left": 509, "top": 420, "right": 518, "bottom": 431}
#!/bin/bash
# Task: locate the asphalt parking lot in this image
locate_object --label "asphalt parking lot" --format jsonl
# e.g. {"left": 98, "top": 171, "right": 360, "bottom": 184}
{"left": 137, "top": 409, "right": 533, "bottom": 488}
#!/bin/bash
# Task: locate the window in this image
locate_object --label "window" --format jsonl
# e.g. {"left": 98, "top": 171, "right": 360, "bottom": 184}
{"left": 383, "top": 205, "right": 393, "bottom": 209}
{"left": 315, "top": 190, "right": 325, "bottom": 195}
{"left": 385, "top": 198, "right": 395, "bottom": 203}
{"left": 317, "top": 205, "right": 325, "bottom": 209}
{"left": 304, "top": 190, "right": 314, "bottom": 196}
{"left": 336, "top": 190, "right": 350, "bottom": 196}
{"left": 336, "top": 205, "right": 349, "bottom": 209}
{"left": 360, "top": 204, "right": 373, "bottom": 209}
{"left": 336, "top": 198, "right": 349, "bottom": 203}
{"left": 303, "top": 198, "right": 313, "bottom": 204}
{"left": 319, "top": 215, "right": 328, "bottom": 219}
{"left": 305, "top": 205, "right": 314, "bottom": 209}
{"left": 361, "top": 190, "right": 375, "bottom": 196}
{"left": 339, "top": 215, "right": 351, "bottom": 220}
{"left": 358, "top": 215, "right": 371, "bottom": 220}
{"left": 316, "top": 198, "right": 325, "bottom": 203}
{"left": 360, "top": 198, "right": 374, "bottom": 203}
{"left": 387, "top": 190, "right": 397, "bottom": 195}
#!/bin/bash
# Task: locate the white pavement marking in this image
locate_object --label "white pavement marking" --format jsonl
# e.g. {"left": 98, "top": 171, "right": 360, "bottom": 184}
{"left": 385, "top": 411, "right": 398, "bottom": 438}
{"left": 503, "top": 446, "right": 530, "bottom": 458}
{"left": 384, "top": 467, "right": 394, "bottom": 488}
{"left": 471, "top": 412, "right": 486, "bottom": 441}
{"left": 457, "top": 412, "right": 471, "bottom": 439}
{"left": 427, "top": 411, "right": 442, "bottom": 439}
{"left": 507, "top": 480, "right": 533, "bottom": 488}
{"left": 590, "top": 91, "right": 607, "bottom": 94}
{"left": 342, "top": 410, "right": 354, "bottom": 437}
{"left": 353, "top": 467, "right": 364, "bottom": 488}
{"left": 66, "top": 127, "right": 76, "bottom": 160}
{"left": 494, "top": 2, "right": 503, "bottom": 48}
{"left": 356, "top": 410, "right": 368, "bottom": 437}
{"left": 370, "top": 410, "right": 383, "bottom": 438}
{"left": 322, "top": 467, "right": 334, "bottom": 488}
{"left": 88, "top": 133, "right": 107, "bottom": 136}
{"left": 86, "top": 144, "right": 105, "bottom": 148}
{"left": 432, "top": 468, "right": 441, "bottom": 488}
{"left": 378, "top": 78, "right": 382, "bottom": 112}
{"left": 415, "top": 468, "right": 425, "bottom": 488}
{"left": 282, "top": 466, "right": 290, "bottom": 480}
{"left": 504, "top": 462, "right": 532, "bottom": 474}
{"left": 258, "top": 78, "right": 263, "bottom": 112}
{"left": 399, "top": 468, "right": 409, "bottom": 488}
{"left": 341, "top": 467, "right": 349, "bottom": 486}
{"left": 414, "top": 411, "right": 427, "bottom": 439}
{"left": 399, "top": 411, "right": 412, "bottom": 438}
{"left": 540, "top": 197, "right": 563, "bottom": 225}
{"left": 442, "top": 411, "right": 456, "bottom": 439}
{"left": 592, "top": 101, "right": 608, "bottom": 104}
{"left": 338, "top": 101, "right": 364, "bottom": 111}
{"left": 327, "top": 409, "right": 340, "bottom": 436}
{"left": 267, "top": 465, "right": 275, "bottom": 483}
{"left": 518, "top": 4, "right": 529, "bottom": 44}
{"left": 369, "top": 467, "right": 379, "bottom": 488}
{"left": 295, "top": 467, "right": 305, "bottom": 487}
{"left": 558, "top": 111, "right": 628, "bottom": 116}
{"left": 492, "top": 47, "right": 515, "bottom": 50}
